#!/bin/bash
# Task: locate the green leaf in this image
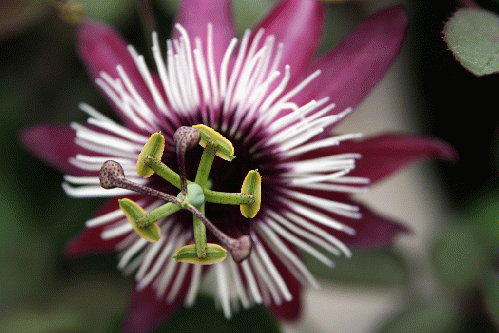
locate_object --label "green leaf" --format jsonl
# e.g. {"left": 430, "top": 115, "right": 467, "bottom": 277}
{"left": 232, "top": 0, "right": 272, "bottom": 36}
{"left": 443, "top": 8, "right": 499, "bottom": 76}
{"left": 0, "top": 310, "right": 83, "bottom": 333}
{"left": 155, "top": 295, "right": 281, "bottom": 333}
{"left": 52, "top": 277, "right": 130, "bottom": 332}
{"left": 378, "top": 302, "right": 459, "bottom": 333}
{"left": 482, "top": 270, "right": 499, "bottom": 328}
{"left": 78, "top": 0, "right": 134, "bottom": 24}
{"left": 103, "top": 311, "right": 125, "bottom": 333}
{"left": 0, "top": 178, "right": 54, "bottom": 304}
{"left": 303, "top": 247, "right": 407, "bottom": 286}
{"left": 466, "top": 190, "right": 499, "bottom": 250}
{"left": 431, "top": 225, "right": 485, "bottom": 290}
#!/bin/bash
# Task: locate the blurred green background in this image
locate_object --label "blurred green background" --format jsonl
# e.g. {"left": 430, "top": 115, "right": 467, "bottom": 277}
{"left": 2, "top": 0, "right": 499, "bottom": 332}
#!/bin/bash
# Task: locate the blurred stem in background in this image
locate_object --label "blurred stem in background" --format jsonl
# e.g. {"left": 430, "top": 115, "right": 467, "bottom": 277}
{"left": 136, "top": 0, "right": 157, "bottom": 63}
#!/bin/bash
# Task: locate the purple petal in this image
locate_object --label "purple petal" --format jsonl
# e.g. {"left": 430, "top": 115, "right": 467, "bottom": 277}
{"left": 306, "top": 133, "right": 457, "bottom": 185}
{"left": 339, "top": 200, "right": 410, "bottom": 247}
{"left": 65, "top": 224, "right": 122, "bottom": 257}
{"left": 254, "top": 233, "right": 303, "bottom": 320}
{"left": 64, "top": 197, "right": 141, "bottom": 256}
{"left": 173, "top": 0, "right": 234, "bottom": 72}
{"left": 20, "top": 124, "right": 87, "bottom": 175}
{"left": 77, "top": 20, "right": 155, "bottom": 132}
{"left": 267, "top": 245, "right": 303, "bottom": 320}
{"left": 292, "top": 5, "right": 408, "bottom": 116}
{"left": 122, "top": 278, "right": 192, "bottom": 333}
{"left": 283, "top": 189, "right": 409, "bottom": 247}
{"left": 254, "top": 0, "right": 325, "bottom": 76}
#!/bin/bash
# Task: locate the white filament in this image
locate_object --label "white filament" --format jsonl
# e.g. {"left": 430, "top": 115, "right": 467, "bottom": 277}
{"left": 66, "top": 20, "right": 370, "bottom": 319}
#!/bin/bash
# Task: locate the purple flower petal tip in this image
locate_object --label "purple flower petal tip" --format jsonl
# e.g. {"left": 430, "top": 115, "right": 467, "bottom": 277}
{"left": 343, "top": 203, "right": 412, "bottom": 248}
{"left": 77, "top": 20, "right": 118, "bottom": 78}
{"left": 318, "top": 134, "right": 457, "bottom": 185}
{"left": 173, "top": 0, "right": 235, "bottom": 72}
{"left": 292, "top": 4, "right": 408, "bottom": 116}
{"left": 20, "top": 124, "right": 81, "bottom": 175}
{"left": 255, "top": 0, "right": 326, "bottom": 75}
{"left": 77, "top": 19, "right": 143, "bottom": 88}
{"left": 428, "top": 137, "right": 459, "bottom": 162}
{"left": 77, "top": 20, "right": 159, "bottom": 129}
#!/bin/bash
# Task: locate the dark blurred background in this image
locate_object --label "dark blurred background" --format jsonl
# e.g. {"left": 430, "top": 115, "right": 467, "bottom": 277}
{"left": 1, "top": 0, "right": 499, "bottom": 332}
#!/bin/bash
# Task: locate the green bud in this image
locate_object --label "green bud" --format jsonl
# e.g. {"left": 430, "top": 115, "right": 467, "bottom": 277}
{"left": 193, "top": 124, "right": 235, "bottom": 161}
{"left": 177, "top": 183, "right": 205, "bottom": 208}
{"left": 118, "top": 198, "right": 161, "bottom": 242}
{"left": 240, "top": 169, "right": 261, "bottom": 218}
{"left": 173, "top": 243, "right": 227, "bottom": 265}
{"left": 137, "top": 132, "right": 165, "bottom": 178}
{"left": 54, "top": 0, "right": 86, "bottom": 25}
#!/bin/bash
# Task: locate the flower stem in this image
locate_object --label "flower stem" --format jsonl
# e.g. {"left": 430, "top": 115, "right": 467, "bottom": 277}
{"left": 144, "top": 156, "right": 181, "bottom": 187}
{"left": 99, "top": 160, "right": 180, "bottom": 204}
{"left": 203, "top": 190, "right": 255, "bottom": 205}
{"left": 184, "top": 203, "right": 251, "bottom": 263}
{"left": 193, "top": 203, "right": 207, "bottom": 258}
{"left": 191, "top": 141, "right": 218, "bottom": 259}
{"left": 136, "top": 202, "right": 181, "bottom": 227}
{"left": 120, "top": 178, "right": 180, "bottom": 204}
{"left": 194, "top": 140, "right": 217, "bottom": 187}
{"left": 135, "top": 0, "right": 157, "bottom": 63}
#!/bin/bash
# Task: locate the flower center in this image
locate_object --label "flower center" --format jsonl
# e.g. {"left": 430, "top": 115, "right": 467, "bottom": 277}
{"left": 98, "top": 125, "right": 262, "bottom": 264}
{"left": 61, "top": 23, "right": 368, "bottom": 299}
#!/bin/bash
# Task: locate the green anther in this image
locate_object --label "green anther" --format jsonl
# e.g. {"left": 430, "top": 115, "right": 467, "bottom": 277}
{"left": 136, "top": 202, "right": 181, "bottom": 228}
{"left": 173, "top": 243, "right": 227, "bottom": 265}
{"left": 240, "top": 169, "right": 262, "bottom": 218}
{"left": 137, "top": 132, "right": 165, "bottom": 178}
{"left": 119, "top": 198, "right": 161, "bottom": 242}
{"left": 176, "top": 183, "right": 205, "bottom": 208}
{"left": 193, "top": 124, "right": 235, "bottom": 161}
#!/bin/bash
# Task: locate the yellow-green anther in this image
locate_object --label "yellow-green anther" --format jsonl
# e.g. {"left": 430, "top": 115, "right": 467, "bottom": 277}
{"left": 193, "top": 124, "right": 235, "bottom": 161}
{"left": 119, "top": 198, "right": 161, "bottom": 242}
{"left": 240, "top": 169, "right": 261, "bottom": 218}
{"left": 173, "top": 243, "right": 227, "bottom": 265}
{"left": 137, "top": 132, "right": 165, "bottom": 178}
